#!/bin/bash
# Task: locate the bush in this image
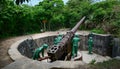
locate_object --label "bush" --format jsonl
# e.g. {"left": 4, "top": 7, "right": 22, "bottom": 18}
{"left": 91, "top": 29, "right": 105, "bottom": 34}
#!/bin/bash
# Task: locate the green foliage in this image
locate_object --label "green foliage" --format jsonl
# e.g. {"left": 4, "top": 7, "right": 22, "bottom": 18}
{"left": 0, "top": 5, "right": 39, "bottom": 38}
{"left": 0, "top": 0, "right": 65, "bottom": 38}
{"left": 64, "top": 0, "right": 120, "bottom": 36}
{"left": 86, "top": 1, "right": 120, "bottom": 35}
{"left": 91, "top": 29, "right": 105, "bottom": 34}
{"left": 37, "top": 0, "right": 65, "bottom": 31}
{"left": 0, "top": 0, "right": 120, "bottom": 38}
{"left": 90, "top": 59, "right": 96, "bottom": 65}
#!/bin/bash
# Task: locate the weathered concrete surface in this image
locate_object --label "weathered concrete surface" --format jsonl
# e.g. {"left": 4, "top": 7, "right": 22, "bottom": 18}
{"left": 112, "top": 38, "right": 120, "bottom": 57}
{"left": 8, "top": 39, "right": 27, "bottom": 61}
{"left": 2, "top": 59, "right": 85, "bottom": 69}
{"left": 4, "top": 31, "right": 112, "bottom": 69}
{"left": 92, "top": 33, "right": 113, "bottom": 56}
{"left": 3, "top": 51, "right": 111, "bottom": 69}
{"left": 81, "top": 51, "right": 111, "bottom": 64}
{"left": 71, "top": 51, "right": 111, "bottom": 64}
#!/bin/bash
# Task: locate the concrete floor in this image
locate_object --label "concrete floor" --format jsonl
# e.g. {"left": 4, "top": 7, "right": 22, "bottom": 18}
{"left": 2, "top": 51, "right": 111, "bottom": 69}
{"left": 42, "top": 50, "right": 111, "bottom": 64}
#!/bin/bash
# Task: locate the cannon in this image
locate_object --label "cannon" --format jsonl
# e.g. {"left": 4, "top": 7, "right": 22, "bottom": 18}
{"left": 47, "top": 16, "right": 86, "bottom": 61}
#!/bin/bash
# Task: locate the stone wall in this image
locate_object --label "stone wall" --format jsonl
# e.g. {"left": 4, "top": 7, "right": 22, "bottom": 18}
{"left": 18, "top": 39, "right": 38, "bottom": 58}
{"left": 112, "top": 38, "right": 120, "bottom": 57}
{"left": 34, "top": 36, "right": 56, "bottom": 47}
{"left": 79, "top": 34, "right": 88, "bottom": 50}
{"left": 78, "top": 33, "right": 113, "bottom": 57}
{"left": 92, "top": 33, "right": 113, "bottom": 57}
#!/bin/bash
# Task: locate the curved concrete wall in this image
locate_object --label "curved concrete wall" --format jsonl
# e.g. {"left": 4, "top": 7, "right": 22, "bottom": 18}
{"left": 18, "top": 36, "right": 57, "bottom": 58}
{"left": 17, "top": 33, "right": 113, "bottom": 59}
{"left": 8, "top": 32, "right": 59, "bottom": 61}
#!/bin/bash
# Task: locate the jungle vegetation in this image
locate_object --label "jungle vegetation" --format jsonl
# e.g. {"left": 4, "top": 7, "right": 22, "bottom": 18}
{"left": 0, "top": 0, "right": 120, "bottom": 38}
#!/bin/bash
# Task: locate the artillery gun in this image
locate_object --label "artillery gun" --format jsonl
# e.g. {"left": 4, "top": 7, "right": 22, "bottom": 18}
{"left": 47, "top": 16, "right": 86, "bottom": 61}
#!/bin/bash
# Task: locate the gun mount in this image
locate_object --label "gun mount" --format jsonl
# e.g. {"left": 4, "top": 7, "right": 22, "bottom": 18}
{"left": 47, "top": 16, "right": 86, "bottom": 61}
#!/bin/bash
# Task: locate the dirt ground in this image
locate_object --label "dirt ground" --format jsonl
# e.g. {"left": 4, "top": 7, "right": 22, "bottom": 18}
{"left": 0, "top": 35, "right": 30, "bottom": 69}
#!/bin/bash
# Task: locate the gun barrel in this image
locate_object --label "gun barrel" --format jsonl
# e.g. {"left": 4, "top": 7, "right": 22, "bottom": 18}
{"left": 71, "top": 16, "right": 86, "bottom": 33}
{"left": 47, "top": 16, "right": 86, "bottom": 61}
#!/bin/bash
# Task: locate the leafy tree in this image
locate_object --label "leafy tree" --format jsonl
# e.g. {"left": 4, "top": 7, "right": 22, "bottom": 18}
{"left": 37, "top": 0, "right": 65, "bottom": 30}
{"left": 0, "top": 0, "right": 65, "bottom": 38}
{"left": 65, "top": 0, "right": 91, "bottom": 28}
{"left": 15, "top": 0, "right": 30, "bottom": 5}
{"left": 1, "top": 0, "right": 120, "bottom": 38}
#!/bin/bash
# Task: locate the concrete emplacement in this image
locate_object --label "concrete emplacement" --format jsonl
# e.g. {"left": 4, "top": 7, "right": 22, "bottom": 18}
{"left": 3, "top": 31, "right": 111, "bottom": 69}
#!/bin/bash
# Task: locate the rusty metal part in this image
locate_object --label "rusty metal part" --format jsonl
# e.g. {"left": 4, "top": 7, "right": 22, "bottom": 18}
{"left": 74, "top": 56, "right": 82, "bottom": 61}
{"left": 47, "top": 16, "right": 86, "bottom": 61}
{"left": 71, "top": 16, "right": 86, "bottom": 33}
{"left": 38, "top": 56, "right": 50, "bottom": 61}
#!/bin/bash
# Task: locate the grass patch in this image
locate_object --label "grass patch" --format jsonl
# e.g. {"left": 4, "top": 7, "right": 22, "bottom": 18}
{"left": 90, "top": 59, "right": 96, "bottom": 65}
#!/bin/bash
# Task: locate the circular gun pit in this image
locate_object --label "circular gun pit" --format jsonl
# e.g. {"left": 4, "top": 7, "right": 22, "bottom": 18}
{"left": 8, "top": 31, "right": 111, "bottom": 69}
